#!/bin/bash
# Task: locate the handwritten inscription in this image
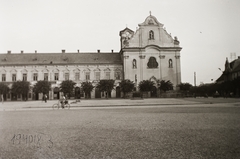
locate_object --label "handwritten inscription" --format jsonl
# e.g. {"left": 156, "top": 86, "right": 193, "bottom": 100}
{"left": 11, "top": 133, "right": 53, "bottom": 148}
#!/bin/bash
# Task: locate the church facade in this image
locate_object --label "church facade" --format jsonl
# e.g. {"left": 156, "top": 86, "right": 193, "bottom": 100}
{"left": 0, "top": 14, "right": 182, "bottom": 100}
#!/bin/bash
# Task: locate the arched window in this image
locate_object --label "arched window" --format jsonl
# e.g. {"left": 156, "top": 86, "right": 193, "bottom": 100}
{"left": 149, "top": 30, "right": 154, "bottom": 40}
{"left": 147, "top": 57, "right": 158, "bottom": 68}
{"left": 133, "top": 59, "right": 137, "bottom": 69}
{"left": 169, "top": 59, "right": 173, "bottom": 68}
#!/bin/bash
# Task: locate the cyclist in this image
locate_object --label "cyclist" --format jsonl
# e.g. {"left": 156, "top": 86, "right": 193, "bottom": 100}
{"left": 64, "top": 94, "right": 69, "bottom": 105}
{"left": 60, "top": 95, "right": 66, "bottom": 108}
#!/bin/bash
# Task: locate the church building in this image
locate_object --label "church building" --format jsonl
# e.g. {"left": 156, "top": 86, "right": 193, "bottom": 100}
{"left": 0, "top": 14, "right": 182, "bottom": 100}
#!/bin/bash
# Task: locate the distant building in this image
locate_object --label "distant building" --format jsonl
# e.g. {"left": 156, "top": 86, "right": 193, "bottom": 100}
{"left": 0, "top": 14, "right": 182, "bottom": 100}
{"left": 216, "top": 57, "right": 240, "bottom": 83}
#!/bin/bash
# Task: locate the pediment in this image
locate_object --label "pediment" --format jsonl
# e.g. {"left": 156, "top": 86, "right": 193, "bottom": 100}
{"left": 10, "top": 69, "right": 17, "bottom": 73}
{"left": 21, "top": 69, "right": 28, "bottom": 73}
{"left": 119, "top": 27, "right": 134, "bottom": 37}
{"left": 139, "top": 15, "right": 163, "bottom": 27}
{"left": 94, "top": 68, "right": 101, "bottom": 72}
{"left": 1, "top": 69, "right": 6, "bottom": 73}
{"left": 63, "top": 68, "right": 70, "bottom": 72}
{"left": 42, "top": 68, "right": 49, "bottom": 73}
{"left": 149, "top": 76, "right": 157, "bottom": 82}
{"left": 52, "top": 68, "right": 59, "bottom": 72}
{"left": 83, "top": 68, "right": 91, "bottom": 72}
{"left": 114, "top": 68, "right": 121, "bottom": 72}
{"left": 145, "top": 45, "right": 161, "bottom": 52}
{"left": 31, "top": 69, "right": 38, "bottom": 73}
{"left": 73, "top": 68, "right": 81, "bottom": 72}
{"left": 104, "top": 68, "right": 111, "bottom": 72}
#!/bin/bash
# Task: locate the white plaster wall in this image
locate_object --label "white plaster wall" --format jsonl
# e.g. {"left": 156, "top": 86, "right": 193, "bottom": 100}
{"left": 0, "top": 64, "right": 123, "bottom": 99}
{"left": 121, "top": 16, "right": 182, "bottom": 90}
{"left": 128, "top": 26, "right": 175, "bottom": 48}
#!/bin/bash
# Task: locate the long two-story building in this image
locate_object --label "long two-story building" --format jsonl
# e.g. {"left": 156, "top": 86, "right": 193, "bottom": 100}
{"left": 0, "top": 14, "right": 182, "bottom": 100}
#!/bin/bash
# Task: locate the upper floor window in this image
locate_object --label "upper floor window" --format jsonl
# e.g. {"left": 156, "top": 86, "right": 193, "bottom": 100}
{"left": 149, "top": 30, "right": 154, "bottom": 40}
{"left": 105, "top": 72, "right": 110, "bottom": 79}
{"left": 23, "top": 73, "right": 27, "bottom": 81}
{"left": 75, "top": 72, "right": 80, "bottom": 81}
{"left": 147, "top": 57, "right": 158, "bottom": 68}
{"left": 2, "top": 74, "right": 6, "bottom": 81}
{"left": 133, "top": 59, "right": 137, "bottom": 69}
{"left": 115, "top": 72, "right": 121, "bottom": 80}
{"left": 54, "top": 73, "right": 59, "bottom": 81}
{"left": 85, "top": 72, "right": 90, "bottom": 80}
{"left": 65, "top": 73, "right": 69, "bottom": 80}
{"left": 12, "top": 74, "right": 16, "bottom": 81}
{"left": 95, "top": 72, "right": 100, "bottom": 81}
{"left": 33, "top": 73, "right": 38, "bottom": 81}
{"left": 169, "top": 59, "right": 173, "bottom": 68}
{"left": 44, "top": 73, "right": 48, "bottom": 81}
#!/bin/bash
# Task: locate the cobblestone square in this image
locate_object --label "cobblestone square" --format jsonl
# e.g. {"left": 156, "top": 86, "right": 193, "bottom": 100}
{"left": 0, "top": 101, "right": 240, "bottom": 158}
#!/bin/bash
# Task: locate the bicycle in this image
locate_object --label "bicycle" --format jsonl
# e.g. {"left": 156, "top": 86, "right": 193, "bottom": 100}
{"left": 52, "top": 100, "right": 70, "bottom": 110}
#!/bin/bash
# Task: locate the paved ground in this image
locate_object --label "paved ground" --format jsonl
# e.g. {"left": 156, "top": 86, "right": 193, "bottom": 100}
{"left": 0, "top": 98, "right": 240, "bottom": 158}
{"left": 1, "top": 97, "right": 240, "bottom": 111}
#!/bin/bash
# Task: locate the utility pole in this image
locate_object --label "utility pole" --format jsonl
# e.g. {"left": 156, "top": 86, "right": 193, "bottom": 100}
{"left": 194, "top": 72, "right": 196, "bottom": 86}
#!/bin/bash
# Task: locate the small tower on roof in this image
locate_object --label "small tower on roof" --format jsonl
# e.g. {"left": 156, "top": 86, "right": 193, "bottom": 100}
{"left": 224, "top": 57, "right": 231, "bottom": 73}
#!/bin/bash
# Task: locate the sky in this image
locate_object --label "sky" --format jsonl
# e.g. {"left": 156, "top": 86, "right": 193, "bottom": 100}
{"left": 1, "top": 0, "right": 240, "bottom": 86}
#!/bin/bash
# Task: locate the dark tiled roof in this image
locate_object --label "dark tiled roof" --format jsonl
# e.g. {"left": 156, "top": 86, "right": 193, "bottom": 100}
{"left": 0, "top": 52, "right": 122, "bottom": 66}
{"left": 216, "top": 74, "right": 224, "bottom": 82}
{"left": 231, "top": 59, "right": 240, "bottom": 72}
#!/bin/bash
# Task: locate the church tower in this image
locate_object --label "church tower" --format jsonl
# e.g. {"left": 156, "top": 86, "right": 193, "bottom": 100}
{"left": 120, "top": 14, "right": 182, "bottom": 90}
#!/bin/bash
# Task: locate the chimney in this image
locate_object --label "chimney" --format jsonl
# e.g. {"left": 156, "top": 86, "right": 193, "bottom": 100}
{"left": 77, "top": 50, "right": 80, "bottom": 53}
{"left": 62, "top": 50, "right": 65, "bottom": 53}
{"left": 21, "top": 50, "right": 24, "bottom": 54}
{"left": 97, "top": 50, "right": 100, "bottom": 53}
{"left": 7, "top": 50, "right": 11, "bottom": 54}
{"left": 35, "top": 50, "right": 37, "bottom": 53}
{"left": 111, "top": 49, "right": 114, "bottom": 53}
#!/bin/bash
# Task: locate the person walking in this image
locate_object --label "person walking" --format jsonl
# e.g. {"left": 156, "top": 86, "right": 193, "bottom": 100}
{"left": 44, "top": 94, "right": 47, "bottom": 103}
{"left": 1, "top": 94, "right": 3, "bottom": 104}
{"left": 61, "top": 95, "right": 66, "bottom": 108}
{"left": 42, "top": 94, "right": 44, "bottom": 102}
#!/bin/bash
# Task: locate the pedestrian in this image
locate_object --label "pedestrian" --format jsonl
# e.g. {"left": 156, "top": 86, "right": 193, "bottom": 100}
{"left": 61, "top": 95, "right": 66, "bottom": 108}
{"left": 44, "top": 94, "right": 47, "bottom": 103}
{"left": 1, "top": 94, "right": 3, "bottom": 104}
{"left": 42, "top": 94, "right": 44, "bottom": 102}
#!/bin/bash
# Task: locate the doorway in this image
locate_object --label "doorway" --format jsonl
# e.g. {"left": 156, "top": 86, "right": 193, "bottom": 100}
{"left": 116, "top": 86, "right": 121, "bottom": 98}
{"left": 151, "top": 86, "right": 157, "bottom": 97}
{"left": 95, "top": 88, "right": 101, "bottom": 98}
{"left": 53, "top": 87, "right": 60, "bottom": 99}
